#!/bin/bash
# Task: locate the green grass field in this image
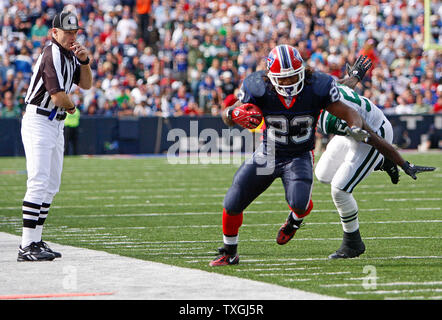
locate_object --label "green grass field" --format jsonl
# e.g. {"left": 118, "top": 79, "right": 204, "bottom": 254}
{"left": 0, "top": 152, "right": 441, "bottom": 300}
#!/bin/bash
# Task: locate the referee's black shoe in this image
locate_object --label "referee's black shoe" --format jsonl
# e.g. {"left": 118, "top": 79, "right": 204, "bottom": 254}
{"left": 17, "top": 242, "right": 56, "bottom": 262}
{"left": 36, "top": 241, "right": 62, "bottom": 258}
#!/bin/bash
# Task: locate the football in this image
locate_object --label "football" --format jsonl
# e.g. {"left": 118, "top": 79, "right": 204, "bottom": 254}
{"left": 231, "top": 103, "right": 263, "bottom": 129}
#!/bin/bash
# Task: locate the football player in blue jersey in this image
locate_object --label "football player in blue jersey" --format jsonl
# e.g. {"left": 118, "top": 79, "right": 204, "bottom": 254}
{"left": 209, "top": 45, "right": 373, "bottom": 266}
{"left": 209, "top": 47, "right": 435, "bottom": 266}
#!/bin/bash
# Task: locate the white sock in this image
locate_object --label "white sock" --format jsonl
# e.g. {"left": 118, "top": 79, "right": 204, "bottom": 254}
{"left": 35, "top": 203, "right": 50, "bottom": 242}
{"left": 340, "top": 211, "right": 359, "bottom": 233}
{"left": 331, "top": 186, "right": 359, "bottom": 233}
{"left": 21, "top": 227, "right": 36, "bottom": 248}
{"left": 290, "top": 211, "right": 304, "bottom": 222}
{"left": 223, "top": 234, "right": 239, "bottom": 245}
{"left": 21, "top": 200, "right": 41, "bottom": 248}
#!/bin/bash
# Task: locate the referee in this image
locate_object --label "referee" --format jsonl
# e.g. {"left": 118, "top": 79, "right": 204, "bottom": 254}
{"left": 18, "top": 9, "right": 92, "bottom": 261}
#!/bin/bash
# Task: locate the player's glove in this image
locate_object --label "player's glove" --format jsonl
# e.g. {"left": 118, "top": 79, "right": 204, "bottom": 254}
{"left": 401, "top": 161, "right": 436, "bottom": 180}
{"left": 229, "top": 103, "right": 262, "bottom": 129}
{"left": 345, "top": 126, "right": 370, "bottom": 142}
{"left": 346, "top": 55, "right": 373, "bottom": 80}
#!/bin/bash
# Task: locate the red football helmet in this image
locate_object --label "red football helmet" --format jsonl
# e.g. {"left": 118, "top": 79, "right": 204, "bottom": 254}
{"left": 266, "top": 44, "right": 305, "bottom": 97}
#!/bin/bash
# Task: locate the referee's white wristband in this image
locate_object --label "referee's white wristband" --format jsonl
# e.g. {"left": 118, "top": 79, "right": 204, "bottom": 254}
{"left": 225, "top": 107, "right": 232, "bottom": 119}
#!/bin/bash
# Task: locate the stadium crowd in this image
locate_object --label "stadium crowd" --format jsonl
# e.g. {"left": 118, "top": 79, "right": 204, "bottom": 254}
{"left": 0, "top": 0, "right": 441, "bottom": 119}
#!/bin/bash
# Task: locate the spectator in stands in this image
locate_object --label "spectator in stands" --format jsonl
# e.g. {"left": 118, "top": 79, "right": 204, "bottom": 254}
{"left": 198, "top": 74, "right": 218, "bottom": 114}
{"left": 0, "top": 91, "right": 21, "bottom": 118}
{"left": 423, "top": 89, "right": 437, "bottom": 107}
{"left": 104, "top": 78, "right": 122, "bottom": 102}
{"left": 173, "top": 41, "right": 189, "bottom": 84}
{"left": 97, "top": 100, "right": 117, "bottom": 117}
{"left": 395, "top": 96, "right": 414, "bottom": 114}
{"left": 433, "top": 96, "right": 442, "bottom": 114}
{"left": 0, "top": 0, "right": 440, "bottom": 119}
{"left": 118, "top": 101, "right": 134, "bottom": 117}
{"left": 171, "top": 84, "right": 194, "bottom": 114}
{"left": 184, "top": 101, "right": 203, "bottom": 116}
{"left": 413, "top": 92, "right": 432, "bottom": 114}
{"left": 14, "top": 48, "right": 33, "bottom": 79}
{"left": 133, "top": 100, "right": 149, "bottom": 117}
{"left": 188, "top": 58, "right": 206, "bottom": 101}
{"left": 1, "top": 69, "right": 14, "bottom": 96}
{"left": 136, "top": 0, "right": 152, "bottom": 44}
{"left": 86, "top": 100, "right": 98, "bottom": 116}
{"left": 11, "top": 71, "right": 27, "bottom": 99}
{"left": 116, "top": 7, "right": 138, "bottom": 44}
{"left": 30, "top": 17, "right": 49, "bottom": 47}
{"left": 218, "top": 70, "right": 236, "bottom": 103}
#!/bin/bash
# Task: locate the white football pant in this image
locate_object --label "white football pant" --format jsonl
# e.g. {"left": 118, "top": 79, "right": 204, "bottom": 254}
{"left": 21, "top": 111, "right": 64, "bottom": 247}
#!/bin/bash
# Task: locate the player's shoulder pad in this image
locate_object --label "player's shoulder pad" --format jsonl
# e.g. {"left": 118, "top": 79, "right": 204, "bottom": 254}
{"left": 311, "top": 71, "right": 335, "bottom": 97}
{"left": 242, "top": 70, "right": 267, "bottom": 98}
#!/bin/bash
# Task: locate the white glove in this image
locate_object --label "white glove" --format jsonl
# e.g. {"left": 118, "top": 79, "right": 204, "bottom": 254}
{"left": 345, "top": 126, "right": 370, "bottom": 142}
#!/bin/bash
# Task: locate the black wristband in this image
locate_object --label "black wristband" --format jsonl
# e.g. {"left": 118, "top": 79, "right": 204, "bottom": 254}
{"left": 401, "top": 161, "right": 410, "bottom": 171}
{"left": 78, "top": 56, "right": 90, "bottom": 65}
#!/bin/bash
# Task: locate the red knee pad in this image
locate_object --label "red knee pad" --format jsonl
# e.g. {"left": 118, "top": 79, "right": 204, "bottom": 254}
{"left": 290, "top": 199, "right": 313, "bottom": 219}
{"left": 222, "top": 208, "right": 243, "bottom": 236}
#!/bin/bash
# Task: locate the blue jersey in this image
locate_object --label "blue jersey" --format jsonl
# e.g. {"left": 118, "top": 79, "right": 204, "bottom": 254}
{"left": 238, "top": 70, "right": 340, "bottom": 156}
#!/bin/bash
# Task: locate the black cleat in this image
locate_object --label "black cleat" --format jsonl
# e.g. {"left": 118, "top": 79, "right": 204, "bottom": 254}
{"left": 328, "top": 230, "right": 366, "bottom": 259}
{"left": 36, "top": 241, "right": 62, "bottom": 258}
{"left": 381, "top": 157, "right": 399, "bottom": 184}
{"left": 328, "top": 245, "right": 365, "bottom": 259}
{"left": 17, "top": 242, "right": 56, "bottom": 262}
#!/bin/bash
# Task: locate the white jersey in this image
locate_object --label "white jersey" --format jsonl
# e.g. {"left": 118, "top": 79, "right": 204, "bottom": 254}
{"left": 315, "top": 84, "right": 394, "bottom": 193}
{"left": 338, "top": 84, "right": 385, "bottom": 131}
{"left": 318, "top": 84, "right": 386, "bottom": 135}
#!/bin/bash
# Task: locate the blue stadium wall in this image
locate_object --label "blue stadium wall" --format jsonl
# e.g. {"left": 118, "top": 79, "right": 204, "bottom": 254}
{"left": 1, "top": 115, "right": 441, "bottom": 156}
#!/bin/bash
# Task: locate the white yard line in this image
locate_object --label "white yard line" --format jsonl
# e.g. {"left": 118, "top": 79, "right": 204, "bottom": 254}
{"left": 346, "top": 289, "right": 442, "bottom": 295}
{"left": 186, "top": 256, "right": 442, "bottom": 264}
{"left": 322, "top": 281, "right": 442, "bottom": 288}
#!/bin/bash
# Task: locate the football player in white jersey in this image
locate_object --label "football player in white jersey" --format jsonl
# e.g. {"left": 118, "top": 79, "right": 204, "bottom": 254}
{"left": 315, "top": 59, "right": 435, "bottom": 259}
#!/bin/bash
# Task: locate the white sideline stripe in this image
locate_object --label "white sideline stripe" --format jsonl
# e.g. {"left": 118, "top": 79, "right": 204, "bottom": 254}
{"left": 0, "top": 232, "right": 336, "bottom": 300}
{"left": 346, "top": 289, "right": 442, "bottom": 295}
{"left": 322, "top": 281, "right": 442, "bottom": 288}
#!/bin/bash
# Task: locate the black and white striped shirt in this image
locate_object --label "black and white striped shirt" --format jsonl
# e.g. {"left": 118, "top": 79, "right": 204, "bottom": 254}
{"left": 25, "top": 37, "right": 81, "bottom": 109}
